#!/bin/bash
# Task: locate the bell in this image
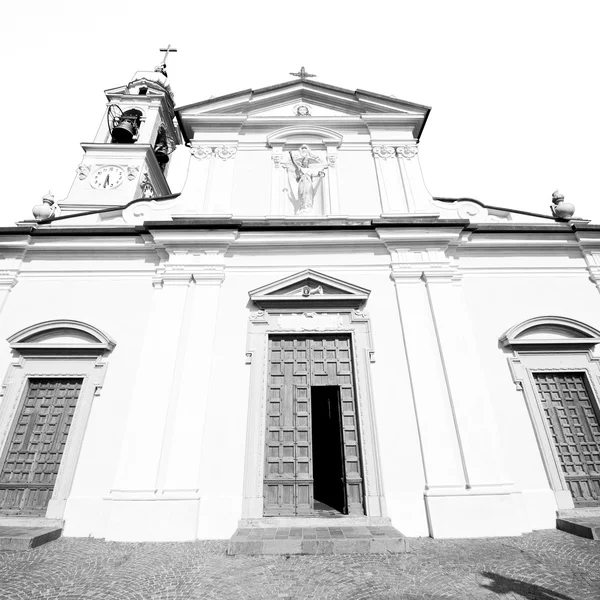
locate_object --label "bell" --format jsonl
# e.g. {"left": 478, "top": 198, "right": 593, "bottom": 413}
{"left": 154, "top": 147, "right": 170, "bottom": 166}
{"left": 111, "top": 119, "right": 136, "bottom": 143}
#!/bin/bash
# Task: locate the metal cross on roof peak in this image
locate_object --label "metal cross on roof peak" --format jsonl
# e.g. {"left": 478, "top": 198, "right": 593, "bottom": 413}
{"left": 155, "top": 45, "right": 178, "bottom": 76}
{"left": 290, "top": 66, "right": 316, "bottom": 80}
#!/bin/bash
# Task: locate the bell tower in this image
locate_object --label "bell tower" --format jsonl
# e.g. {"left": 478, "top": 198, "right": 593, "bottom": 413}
{"left": 61, "top": 47, "right": 180, "bottom": 216}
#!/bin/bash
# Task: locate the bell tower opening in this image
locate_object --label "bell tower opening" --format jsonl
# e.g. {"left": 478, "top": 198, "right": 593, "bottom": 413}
{"left": 311, "top": 386, "right": 346, "bottom": 515}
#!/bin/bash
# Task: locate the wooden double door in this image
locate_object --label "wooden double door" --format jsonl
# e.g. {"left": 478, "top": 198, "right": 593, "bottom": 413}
{"left": 0, "top": 378, "right": 82, "bottom": 515}
{"left": 264, "top": 335, "right": 364, "bottom": 516}
{"left": 534, "top": 372, "right": 600, "bottom": 506}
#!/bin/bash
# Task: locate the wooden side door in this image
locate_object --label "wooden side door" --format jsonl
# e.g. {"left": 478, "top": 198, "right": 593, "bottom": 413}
{"left": 0, "top": 378, "right": 83, "bottom": 515}
{"left": 534, "top": 372, "right": 600, "bottom": 506}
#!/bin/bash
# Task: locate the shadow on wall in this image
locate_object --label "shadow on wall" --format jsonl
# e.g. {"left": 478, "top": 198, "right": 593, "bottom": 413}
{"left": 481, "top": 572, "right": 573, "bottom": 600}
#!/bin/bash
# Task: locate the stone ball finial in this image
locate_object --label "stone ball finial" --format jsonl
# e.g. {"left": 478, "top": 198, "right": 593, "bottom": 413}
{"left": 550, "top": 189, "right": 575, "bottom": 220}
{"left": 32, "top": 191, "right": 57, "bottom": 220}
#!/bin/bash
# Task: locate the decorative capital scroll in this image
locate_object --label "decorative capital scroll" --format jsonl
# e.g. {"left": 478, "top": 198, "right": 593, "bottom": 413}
{"left": 249, "top": 310, "right": 266, "bottom": 321}
{"left": 326, "top": 155, "right": 338, "bottom": 168}
{"left": 271, "top": 154, "right": 283, "bottom": 169}
{"left": 372, "top": 145, "right": 395, "bottom": 160}
{"left": 397, "top": 145, "right": 419, "bottom": 160}
{"left": 190, "top": 146, "right": 213, "bottom": 160}
{"left": 76, "top": 165, "right": 91, "bottom": 180}
{"left": 214, "top": 146, "right": 237, "bottom": 161}
{"left": 127, "top": 166, "right": 139, "bottom": 181}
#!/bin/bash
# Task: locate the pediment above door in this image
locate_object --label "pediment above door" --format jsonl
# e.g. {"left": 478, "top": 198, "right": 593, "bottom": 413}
{"left": 249, "top": 269, "right": 370, "bottom": 310}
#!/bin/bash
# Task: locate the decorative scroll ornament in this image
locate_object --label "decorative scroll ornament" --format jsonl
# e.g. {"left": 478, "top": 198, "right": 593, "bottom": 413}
{"left": 214, "top": 146, "right": 237, "bottom": 161}
{"left": 271, "top": 154, "right": 283, "bottom": 169}
{"left": 190, "top": 146, "right": 213, "bottom": 160}
{"left": 352, "top": 309, "right": 369, "bottom": 319}
{"left": 249, "top": 310, "right": 266, "bottom": 320}
{"left": 326, "top": 155, "right": 338, "bottom": 168}
{"left": 397, "top": 145, "right": 419, "bottom": 160}
{"left": 302, "top": 285, "right": 323, "bottom": 297}
{"left": 127, "top": 166, "right": 139, "bottom": 181}
{"left": 76, "top": 165, "right": 91, "bottom": 180}
{"left": 372, "top": 145, "right": 395, "bottom": 160}
{"left": 140, "top": 173, "right": 156, "bottom": 199}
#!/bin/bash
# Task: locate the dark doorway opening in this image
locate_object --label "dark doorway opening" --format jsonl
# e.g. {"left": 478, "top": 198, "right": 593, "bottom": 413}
{"left": 311, "top": 386, "right": 347, "bottom": 515}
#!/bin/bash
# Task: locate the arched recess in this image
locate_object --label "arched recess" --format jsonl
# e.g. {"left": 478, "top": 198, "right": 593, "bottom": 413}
{"left": 501, "top": 316, "right": 600, "bottom": 510}
{"left": 0, "top": 320, "right": 115, "bottom": 521}
{"left": 267, "top": 126, "right": 343, "bottom": 216}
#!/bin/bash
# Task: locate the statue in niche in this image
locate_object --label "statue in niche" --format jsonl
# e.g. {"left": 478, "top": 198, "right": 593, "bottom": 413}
{"left": 282, "top": 145, "right": 328, "bottom": 215}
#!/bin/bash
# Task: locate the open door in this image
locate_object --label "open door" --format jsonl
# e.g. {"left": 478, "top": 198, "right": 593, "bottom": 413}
{"left": 311, "top": 386, "right": 347, "bottom": 514}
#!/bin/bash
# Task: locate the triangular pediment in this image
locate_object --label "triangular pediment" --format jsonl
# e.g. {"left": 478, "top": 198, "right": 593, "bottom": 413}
{"left": 177, "top": 79, "right": 429, "bottom": 118}
{"left": 249, "top": 269, "right": 370, "bottom": 309}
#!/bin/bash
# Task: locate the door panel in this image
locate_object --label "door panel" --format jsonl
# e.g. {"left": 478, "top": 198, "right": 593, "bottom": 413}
{"left": 534, "top": 372, "right": 600, "bottom": 506}
{"left": 309, "top": 337, "right": 364, "bottom": 515}
{"left": 0, "top": 378, "right": 83, "bottom": 515}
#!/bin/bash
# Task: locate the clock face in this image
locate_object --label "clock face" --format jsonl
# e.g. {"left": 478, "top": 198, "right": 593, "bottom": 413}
{"left": 90, "top": 166, "right": 125, "bottom": 189}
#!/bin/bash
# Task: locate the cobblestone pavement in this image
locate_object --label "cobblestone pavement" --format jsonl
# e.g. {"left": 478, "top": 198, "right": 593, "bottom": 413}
{"left": 0, "top": 530, "right": 599, "bottom": 599}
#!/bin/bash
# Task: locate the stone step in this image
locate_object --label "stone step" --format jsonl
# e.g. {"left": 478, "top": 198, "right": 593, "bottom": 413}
{"left": 557, "top": 507, "right": 600, "bottom": 518}
{"left": 0, "top": 517, "right": 64, "bottom": 528}
{"left": 239, "top": 516, "right": 392, "bottom": 528}
{"left": 556, "top": 517, "right": 600, "bottom": 540}
{"left": 228, "top": 525, "right": 408, "bottom": 555}
{"left": 0, "top": 526, "right": 62, "bottom": 550}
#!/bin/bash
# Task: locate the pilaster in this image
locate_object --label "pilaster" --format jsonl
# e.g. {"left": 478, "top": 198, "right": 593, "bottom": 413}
{"left": 204, "top": 144, "right": 238, "bottom": 214}
{"left": 106, "top": 229, "right": 235, "bottom": 541}
{"left": 270, "top": 144, "right": 285, "bottom": 215}
{"left": 378, "top": 226, "right": 524, "bottom": 537}
{"left": 379, "top": 230, "right": 467, "bottom": 491}
{"left": 325, "top": 147, "right": 340, "bottom": 214}
{"left": 177, "top": 145, "right": 214, "bottom": 213}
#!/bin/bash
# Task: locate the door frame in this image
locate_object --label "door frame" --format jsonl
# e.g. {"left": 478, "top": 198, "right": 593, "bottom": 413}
{"left": 501, "top": 316, "right": 600, "bottom": 510}
{"left": 242, "top": 306, "right": 386, "bottom": 519}
{"left": 0, "top": 320, "right": 115, "bottom": 519}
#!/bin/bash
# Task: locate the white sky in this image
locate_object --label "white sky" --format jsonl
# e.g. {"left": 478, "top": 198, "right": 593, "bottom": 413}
{"left": 2, "top": 0, "right": 599, "bottom": 225}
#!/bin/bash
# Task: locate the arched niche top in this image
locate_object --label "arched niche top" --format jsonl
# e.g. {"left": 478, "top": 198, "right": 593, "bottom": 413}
{"left": 499, "top": 316, "right": 600, "bottom": 349}
{"left": 267, "top": 126, "right": 343, "bottom": 149}
{"left": 8, "top": 320, "right": 116, "bottom": 356}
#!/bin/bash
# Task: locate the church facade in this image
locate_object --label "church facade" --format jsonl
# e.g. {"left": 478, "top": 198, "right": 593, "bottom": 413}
{"left": 1, "top": 60, "right": 600, "bottom": 542}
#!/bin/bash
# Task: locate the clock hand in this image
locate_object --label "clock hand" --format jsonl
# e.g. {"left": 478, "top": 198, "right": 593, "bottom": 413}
{"left": 103, "top": 174, "right": 110, "bottom": 188}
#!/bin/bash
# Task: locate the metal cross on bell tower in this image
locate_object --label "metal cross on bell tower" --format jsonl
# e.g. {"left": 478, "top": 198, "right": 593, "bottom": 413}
{"left": 155, "top": 45, "right": 178, "bottom": 77}
{"left": 289, "top": 66, "right": 316, "bottom": 80}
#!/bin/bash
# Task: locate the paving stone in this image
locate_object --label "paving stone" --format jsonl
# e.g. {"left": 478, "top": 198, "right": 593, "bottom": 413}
{"left": 0, "top": 530, "right": 599, "bottom": 599}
